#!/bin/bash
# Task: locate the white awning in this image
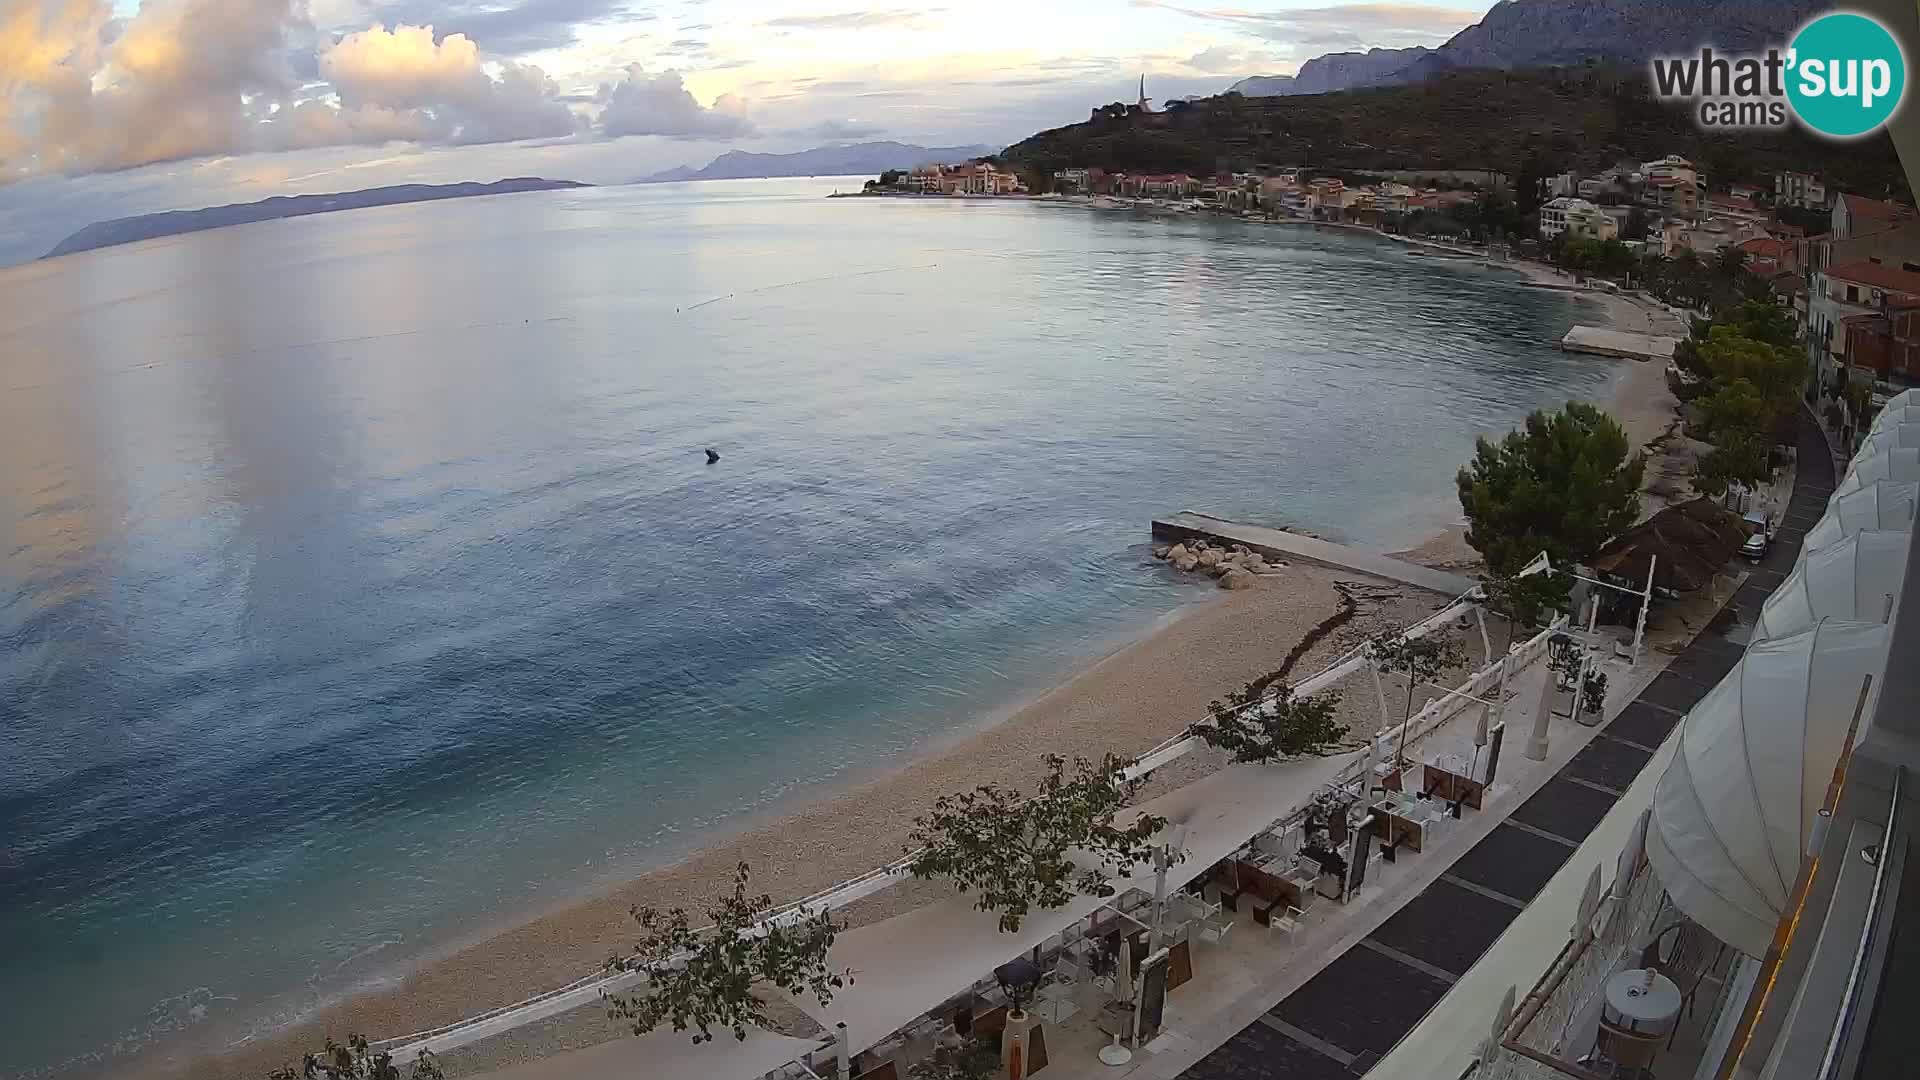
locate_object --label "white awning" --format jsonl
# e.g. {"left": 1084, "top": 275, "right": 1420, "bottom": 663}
{"left": 1836, "top": 447, "right": 1920, "bottom": 495}
{"left": 783, "top": 752, "right": 1357, "bottom": 1055}
{"left": 1754, "top": 532, "right": 1913, "bottom": 642}
{"left": 1804, "top": 480, "right": 1918, "bottom": 553}
{"left": 1647, "top": 620, "right": 1891, "bottom": 956}
{"left": 1857, "top": 421, "right": 1920, "bottom": 458}
{"left": 1871, "top": 402, "right": 1920, "bottom": 433}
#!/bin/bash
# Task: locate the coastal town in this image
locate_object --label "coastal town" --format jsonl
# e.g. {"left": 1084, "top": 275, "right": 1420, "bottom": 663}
{"left": 18, "top": 0, "right": 1920, "bottom": 1073}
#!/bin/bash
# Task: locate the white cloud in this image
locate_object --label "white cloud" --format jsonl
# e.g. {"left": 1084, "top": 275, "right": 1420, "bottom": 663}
{"left": 0, "top": 0, "right": 576, "bottom": 179}
{"left": 1184, "top": 44, "right": 1284, "bottom": 74}
{"left": 321, "top": 24, "right": 577, "bottom": 143}
{"left": 597, "top": 66, "right": 751, "bottom": 139}
{"left": 801, "top": 116, "right": 883, "bottom": 140}
{"left": 1135, "top": 1, "right": 1481, "bottom": 56}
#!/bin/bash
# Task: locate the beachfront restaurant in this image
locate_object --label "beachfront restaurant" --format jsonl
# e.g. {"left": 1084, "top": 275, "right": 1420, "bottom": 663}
{"left": 1483, "top": 405, "right": 1915, "bottom": 1080}
{"left": 759, "top": 608, "right": 1573, "bottom": 1080}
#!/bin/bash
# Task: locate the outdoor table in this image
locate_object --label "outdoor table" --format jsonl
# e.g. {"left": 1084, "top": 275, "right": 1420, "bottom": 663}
{"left": 1603, "top": 969, "right": 1682, "bottom": 1036}
{"left": 1373, "top": 797, "right": 1427, "bottom": 853}
{"left": 1422, "top": 759, "right": 1485, "bottom": 810}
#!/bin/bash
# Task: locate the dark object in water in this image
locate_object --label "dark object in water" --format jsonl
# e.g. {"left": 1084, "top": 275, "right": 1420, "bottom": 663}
{"left": 705, "top": 448, "right": 721, "bottom": 464}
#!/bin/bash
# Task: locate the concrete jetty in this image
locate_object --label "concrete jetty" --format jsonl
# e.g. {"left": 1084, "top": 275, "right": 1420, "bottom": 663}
{"left": 1151, "top": 511, "right": 1477, "bottom": 597}
{"left": 1559, "top": 325, "right": 1678, "bottom": 362}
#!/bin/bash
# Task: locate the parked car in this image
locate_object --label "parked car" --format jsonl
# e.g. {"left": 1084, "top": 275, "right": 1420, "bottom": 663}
{"left": 1741, "top": 511, "right": 1771, "bottom": 561}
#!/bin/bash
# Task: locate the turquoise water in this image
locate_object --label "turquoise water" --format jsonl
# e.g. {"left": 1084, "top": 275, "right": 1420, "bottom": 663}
{"left": 0, "top": 177, "right": 1610, "bottom": 1076}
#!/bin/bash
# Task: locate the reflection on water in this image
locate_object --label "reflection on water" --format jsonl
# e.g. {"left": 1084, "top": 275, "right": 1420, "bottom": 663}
{"left": 0, "top": 178, "right": 1611, "bottom": 1076}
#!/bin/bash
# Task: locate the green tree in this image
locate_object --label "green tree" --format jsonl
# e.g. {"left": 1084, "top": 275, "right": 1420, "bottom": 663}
{"left": 1696, "top": 378, "right": 1771, "bottom": 441}
{"left": 1714, "top": 242, "right": 1749, "bottom": 281}
{"left": 605, "top": 864, "right": 847, "bottom": 1044}
{"left": 1694, "top": 436, "right": 1771, "bottom": 497}
{"left": 267, "top": 1037, "right": 442, "bottom": 1080}
{"left": 1698, "top": 327, "right": 1801, "bottom": 404}
{"left": 1716, "top": 299, "right": 1799, "bottom": 350}
{"left": 1479, "top": 571, "right": 1571, "bottom": 651}
{"left": 906, "top": 755, "right": 1166, "bottom": 933}
{"left": 1189, "top": 679, "right": 1347, "bottom": 763}
{"left": 1367, "top": 629, "right": 1467, "bottom": 847}
{"left": 1595, "top": 239, "right": 1635, "bottom": 279}
{"left": 1622, "top": 207, "right": 1651, "bottom": 242}
{"left": 1455, "top": 402, "right": 1647, "bottom": 576}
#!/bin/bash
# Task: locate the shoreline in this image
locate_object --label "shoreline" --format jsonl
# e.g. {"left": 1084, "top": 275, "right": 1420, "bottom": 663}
{"left": 1388, "top": 249, "right": 1684, "bottom": 572}
{"left": 147, "top": 219, "right": 1683, "bottom": 1080}
{"left": 167, "top": 563, "right": 1449, "bottom": 1080}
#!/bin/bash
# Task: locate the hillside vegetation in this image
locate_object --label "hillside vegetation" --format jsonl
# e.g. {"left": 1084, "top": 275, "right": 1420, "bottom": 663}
{"left": 1003, "top": 67, "right": 1906, "bottom": 198}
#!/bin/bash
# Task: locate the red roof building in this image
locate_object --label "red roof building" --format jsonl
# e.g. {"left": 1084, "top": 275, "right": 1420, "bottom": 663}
{"left": 1835, "top": 193, "right": 1917, "bottom": 241}
{"left": 1826, "top": 258, "right": 1920, "bottom": 301}
{"left": 1737, "top": 236, "right": 1796, "bottom": 276}
{"left": 1843, "top": 300, "right": 1920, "bottom": 385}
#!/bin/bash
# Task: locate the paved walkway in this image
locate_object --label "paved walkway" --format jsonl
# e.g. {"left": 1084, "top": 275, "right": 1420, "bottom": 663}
{"left": 1152, "top": 512, "right": 1477, "bottom": 598}
{"left": 1174, "top": 411, "right": 1835, "bottom": 1079}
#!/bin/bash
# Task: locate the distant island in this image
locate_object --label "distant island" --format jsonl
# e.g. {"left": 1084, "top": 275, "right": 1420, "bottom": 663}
{"left": 43, "top": 177, "right": 589, "bottom": 259}
{"left": 639, "top": 141, "right": 998, "bottom": 184}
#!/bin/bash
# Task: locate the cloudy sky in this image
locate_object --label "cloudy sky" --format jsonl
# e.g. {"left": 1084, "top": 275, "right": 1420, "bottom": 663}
{"left": 0, "top": 0, "right": 1493, "bottom": 253}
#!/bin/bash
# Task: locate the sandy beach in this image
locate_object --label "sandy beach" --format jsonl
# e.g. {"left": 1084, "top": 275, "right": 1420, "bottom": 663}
{"left": 157, "top": 242, "right": 1682, "bottom": 1080}
{"left": 171, "top": 562, "right": 1451, "bottom": 1080}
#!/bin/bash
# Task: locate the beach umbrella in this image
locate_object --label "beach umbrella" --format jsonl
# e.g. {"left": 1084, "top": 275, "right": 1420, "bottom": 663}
{"left": 1836, "top": 447, "right": 1920, "bottom": 496}
{"left": 1804, "top": 481, "right": 1918, "bottom": 554}
{"left": 1589, "top": 497, "right": 1746, "bottom": 592}
{"left": 1614, "top": 809, "right": 1651, "bottom": 901}
{"left": 1647, "top": 620, "right": 1891, "bottom": 956}
{"left": 1754, "top": 531, "right": 1911, "bottom": 642}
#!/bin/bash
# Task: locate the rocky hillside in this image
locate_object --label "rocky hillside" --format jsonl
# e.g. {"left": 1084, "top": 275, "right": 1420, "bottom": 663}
{"left": 1003, "top": 66, "right": 1907, "bottom": 200}
{"left": 1225, "top": 0, "right": 1824, "bottom": 97}
{"left": 1230, "top": 48, "right": 1430, "bottom": 97}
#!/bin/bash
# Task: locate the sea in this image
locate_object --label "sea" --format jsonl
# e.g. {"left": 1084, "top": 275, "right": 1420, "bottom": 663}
{"left": 0, "top": 177, "right": 1614, "bottom": 1077}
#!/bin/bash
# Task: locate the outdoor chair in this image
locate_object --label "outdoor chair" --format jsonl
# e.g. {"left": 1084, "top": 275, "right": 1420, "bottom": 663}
{"left": 1640, "top": 920, "right": 1727, "bottom": 1048}
{"left": 1196, "top": 906, "right": 1235, "bottom": 944}
{"left": 1265, "top": 904, "right": 1307, "bottom": 940}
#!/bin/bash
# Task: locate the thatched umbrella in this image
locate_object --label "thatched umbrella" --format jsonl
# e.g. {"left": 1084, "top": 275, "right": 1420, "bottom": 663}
{"left": 1589, "top": 497, "right": 1748, "bottom": 593}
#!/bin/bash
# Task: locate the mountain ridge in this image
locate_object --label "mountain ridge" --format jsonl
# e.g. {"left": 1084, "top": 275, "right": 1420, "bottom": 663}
{"left": 44, "top": 178, "right": 588, "bottom": 259}
{"left": 639, "top": 141, "right": 998, "bottom": 183}
{"left": 1228, "top": 0, "right": 1824, "bottom": 98}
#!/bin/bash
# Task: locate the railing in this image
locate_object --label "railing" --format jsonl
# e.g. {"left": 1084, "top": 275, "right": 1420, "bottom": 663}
{"left": 1481, "top": 854, "right": 1668, "bottom": 1080}
{"left": 377, "top": 585, "right": 1533, "bottom": 1062}
{"left": 1816, "top": 765, "right": 1905, "bottom": 1080}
